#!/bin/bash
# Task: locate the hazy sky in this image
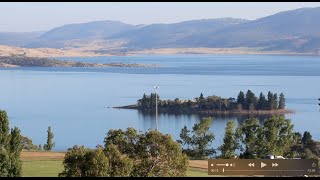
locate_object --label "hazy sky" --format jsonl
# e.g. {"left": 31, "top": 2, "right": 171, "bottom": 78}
{"left": 1, "top": 2, "right": 320, "bottom": 32}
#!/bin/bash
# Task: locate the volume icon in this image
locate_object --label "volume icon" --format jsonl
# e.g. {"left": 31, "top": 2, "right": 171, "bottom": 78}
{"left": 248, "top": 163, "right": 255, "bottom": 167}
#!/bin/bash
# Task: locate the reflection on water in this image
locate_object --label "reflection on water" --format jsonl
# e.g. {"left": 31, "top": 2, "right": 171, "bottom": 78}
{"left": 136, "top": 110, "right": 288, "bottom": 150}
{"left": 138, "top": 110, "right": 284, "bottom": 126}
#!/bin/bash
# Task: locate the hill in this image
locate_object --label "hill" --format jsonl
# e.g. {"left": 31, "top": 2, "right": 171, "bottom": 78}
{"left": 1, "top": 7, "right": 320, "bottom": 54}
{"left": 0, "top": 31, "right": 43, "bottom": 46}
{"left": 108, "top": 18, "right": 248, "bottom": 50}
{"left": 110, "top": 7, "right": 320, "bottom": 53}
{"left": 26, "top": 20, "right": 138, "bottom": 48}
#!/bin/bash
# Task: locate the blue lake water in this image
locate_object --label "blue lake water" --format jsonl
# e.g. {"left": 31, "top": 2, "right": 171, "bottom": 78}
{"left": 0, "top": 54, "right": 319, "bottom": 151}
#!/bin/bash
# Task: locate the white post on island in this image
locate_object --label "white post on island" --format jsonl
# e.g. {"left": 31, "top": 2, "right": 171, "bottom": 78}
{"left": 153, "top": 85, "right": 159, "bottom": 131}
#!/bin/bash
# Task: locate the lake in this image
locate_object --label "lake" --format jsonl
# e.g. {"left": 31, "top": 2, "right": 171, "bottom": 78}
{"left": 0, "top": 54, "right": 319, "bottom": 151}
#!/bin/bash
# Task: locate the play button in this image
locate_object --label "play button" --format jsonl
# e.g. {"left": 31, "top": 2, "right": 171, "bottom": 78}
{"left": 261, "top": 162, "right": 267, "bottom": 168}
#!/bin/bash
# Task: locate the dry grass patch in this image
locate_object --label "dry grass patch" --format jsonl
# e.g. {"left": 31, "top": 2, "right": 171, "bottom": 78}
{"left": 21, "top": 151, "right": 65, "bottom": 161}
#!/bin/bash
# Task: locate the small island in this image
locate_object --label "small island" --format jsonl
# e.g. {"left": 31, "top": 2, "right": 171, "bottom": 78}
{"left": 0, "top": 55, "right": 159, "bottom": 68}
{"left": 114, "top": 90, "right": 294, "bottom": 115}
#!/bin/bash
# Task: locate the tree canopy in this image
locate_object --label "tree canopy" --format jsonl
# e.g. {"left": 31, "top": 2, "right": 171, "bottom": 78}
{"left": 178, "top": 117, "right": 215, "bottom": 159}
{"left": 219, "top": 120, "right": 239, "bottom": 159}
{"left": 137, "top": 90, "right": 286, "bottom": 113}
{"left": 236, "top": 116, "right": 299, "bottom": 159}
{"left": 0, "top": 110, "right": 23, "bottom": 177}
{"left": 44, "top": 126, "right": 55, "bottom": 151}
{"left": 60, "top": 128, "right": 188, "bottom": 177}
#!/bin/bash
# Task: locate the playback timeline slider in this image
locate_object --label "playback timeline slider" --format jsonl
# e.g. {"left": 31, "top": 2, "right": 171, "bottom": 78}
{"left": 208, "top": 159, "right": 319, "bottom": 176}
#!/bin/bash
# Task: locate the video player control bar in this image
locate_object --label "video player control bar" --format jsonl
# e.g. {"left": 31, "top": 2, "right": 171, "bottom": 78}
{"left": 208, "top": 159, "right": 319, "bottom": 176}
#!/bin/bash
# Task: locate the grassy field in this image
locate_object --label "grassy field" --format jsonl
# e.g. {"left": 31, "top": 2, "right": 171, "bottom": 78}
{"left": 186, "top": 168, "right": 210, "bottom": 177}
{"left": 22, "top": 160, "right": 64, "bottom": 177}
{"left": 21, "top": 151, "right": 210, "bottom": 177}
{"left": 21, "top": 151, "right": 64, "bottom": 177}
{"left": 21, "top": 152, "right": 268, "bottom": 177}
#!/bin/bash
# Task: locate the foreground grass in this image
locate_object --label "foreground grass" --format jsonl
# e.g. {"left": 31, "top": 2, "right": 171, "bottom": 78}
{"left": 22, "top": 160, "right": 209, "bottom": 177}
{"left": 186, "top": 167, "right": 210, "bottom": 177}
{"left": 21, "top": 151, "right": 64, "bottom": 177}
{"left": 22, "top": 160, "right": 64, "bottom": 177}
{"left": 21, "top": 151, "right": 211, "bottom": 177}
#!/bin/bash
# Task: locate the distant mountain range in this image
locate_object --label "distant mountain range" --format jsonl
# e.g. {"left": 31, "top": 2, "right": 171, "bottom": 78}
{"left": 0, "top": 31, "right": 44, "bottom": 47}
{"left": 1, "top": 7, "right": 320, "bottom": 54}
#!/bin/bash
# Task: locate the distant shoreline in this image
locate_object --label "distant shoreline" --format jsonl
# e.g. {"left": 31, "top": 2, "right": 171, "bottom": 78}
{"left": 129, "top": 48, "right": 320, "bottom": 57}
{"left": 1, "top": 45, "right": 319, "bottom": 58}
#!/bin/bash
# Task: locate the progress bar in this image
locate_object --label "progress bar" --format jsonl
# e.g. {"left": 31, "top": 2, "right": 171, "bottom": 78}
{"left": 223, "top": 170, "right": 305, "bottom": 172}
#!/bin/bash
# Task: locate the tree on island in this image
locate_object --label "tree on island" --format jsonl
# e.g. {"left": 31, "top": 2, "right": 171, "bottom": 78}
{"left": 278, "top": 93, "right": 285, "bottom": 109}
{"left": 138, "top": 93, "right": 159, "bottom": 108}
{"left": 199, "top": 93, "right": 204, "bottom": 101}
{"left": 257, "top": 92, "right": 267, "bottom": 110}
{"left": 245, "top": 90, "right": 257, "bottom": 109}
{"left": 267, "top": 91, "right": 275, "bottom": 110}
{"left": 273, "top": 93, "right": 278, "bottom": 110}
{"left": 137, "top": 90, "right": 286, "bottom": 112}
{"left": 237, "top": 91, "right": 245, "bottom": 106}
{"left": 198, "top": 93, "right": 205, "bottom": 109}
{"left": 44, "top": 126, "right": 55, "bottom": 151}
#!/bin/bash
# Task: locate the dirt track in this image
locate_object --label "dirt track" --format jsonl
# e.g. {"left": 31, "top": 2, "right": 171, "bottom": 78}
{"left": 21, "top": 151, "right": 65, "bottom": 161}
{"left": 189, "top": 160, "right": 208, "bottom": 169}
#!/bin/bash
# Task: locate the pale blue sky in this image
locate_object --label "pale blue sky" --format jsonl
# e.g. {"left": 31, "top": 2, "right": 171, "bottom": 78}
{"left": 1, "top": 2, "right": 320, "bottom": 32}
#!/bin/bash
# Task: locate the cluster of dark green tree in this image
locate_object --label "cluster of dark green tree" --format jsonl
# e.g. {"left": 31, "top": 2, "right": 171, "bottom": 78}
{"left": 178, "top": 115, "right": 319, "bottom": 160}
{"left": 236, "top": 90, "right": 285, "bottom": 111}
{"left": 0, "top": 110, "right": 23, "bottom": 177}
{"left": 137, "top": 93, "right": 160, "bottom": 108}
{"left": 59, "top": 128, "right": 188, "bottom": 177}
{"left": 137, "top": 90, "right": 285, "bottom": 112}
